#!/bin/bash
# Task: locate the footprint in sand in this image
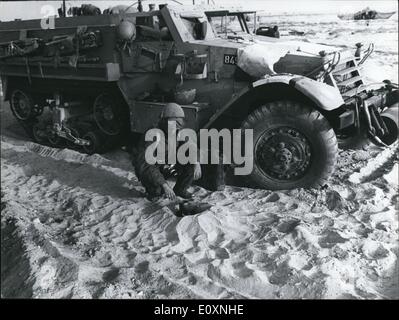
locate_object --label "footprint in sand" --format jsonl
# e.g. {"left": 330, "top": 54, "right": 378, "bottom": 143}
{"left": 223, "top": 240, "right": 248, "bottom": 253}
{"left": 91, "top": 196, "right": 110, "bottom": 209}
{"left": 122, "top": 229, "right": 140, "bottom": 242}
{"left": 209, "top": 191, "right": 228, "bottom": 201}
{"left": 231, "top": 261, "right": 253, "bottom": 278}
{"left": 265, "top": 193, "right": 280, "bottom": 202}
{"left": 123, "top": 252, "right": 138, "bottom": 266}
{"left": 277, "top": 219, "right": 300, "bottom": 234}
{"left": 249, "top": 226, "right": 271, "bottom": 242}
{"left": 392, "top": 194, "right": 399, "bottom": 210}
{"left": 213, "top": 247, "right": 230, "bottom": 260}
{"left": 363, "top": 241, "right": 390, "bottom": 260}
{"left": 345, "top": 187, "right": 357, "bottom": 201}
{"left": 318, "top": 230, "right": 348, "bottom": 249}
{"left": 258, "top": 214, "right": 280, "bottom": 227}
{"left": 134, "top": 261, "right": 149, "bottom": 273}
{"left": 313, "top": 216, "right": 334, "bottom": 228}
{"left": 375, "top": 222, "right": 390, "bottom": 232}
{"left": 325, "top": 190, "right": 344, "bottom": 211}
{"left": 95, "top": 251, "right": 114, "bottom": 267}
{"left": 226, "top": 186, "right": 243, "bottom": 193}
{"left": 268, "top": 261, "right": 292, "bottom": 286}
{"left": 355, "top": 225, "right": 373, "bottom": 237}
{"left": 184, "top": 273, "right": 197, "bottom": 285}
{"left": 289, "top": 202, "right": 299, "bottom": 210}
{"left": 102, "top": 268, "right": 120, "bottom": 282}
{"left": 363, "top": 188, "right": 377, "bottom": 198}
{"left": 331, "top": 245, "right": 349, "bottom": 260}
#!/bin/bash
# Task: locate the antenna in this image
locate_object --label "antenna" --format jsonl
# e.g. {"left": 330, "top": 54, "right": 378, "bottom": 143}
{"left": 122, "top": 0, "right": 184, "bottom": 15}
{"left": 61, "top": 0, "right": 66, "bottom": 17}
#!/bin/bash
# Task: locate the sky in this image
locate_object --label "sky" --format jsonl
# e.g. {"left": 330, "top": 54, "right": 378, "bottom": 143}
{"left": 0, "top": 0, "right": 398, "bottom": 21}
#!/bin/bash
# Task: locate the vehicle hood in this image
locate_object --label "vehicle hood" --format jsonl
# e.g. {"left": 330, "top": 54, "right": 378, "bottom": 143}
{"left": 195, "top": 36, "right": 354, "bottom": 78}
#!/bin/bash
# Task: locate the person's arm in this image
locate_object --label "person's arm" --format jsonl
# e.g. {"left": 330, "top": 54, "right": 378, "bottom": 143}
{"left": 144, "top": 165, "right": 177, "bottom": 200}
{"left": 144, "top": 164, "right": 167, "bottom": 186}
{"left": 193, "top": 162, "right": 202, "bottom": 180}
{"left": 135, "top": 137, "right": 177, "bottom": 199}
{"left": 177, "top": 132, "right": 202, "bottom": 180}
{"left": 161, "top": 183, "right": 176, "bottom": 200}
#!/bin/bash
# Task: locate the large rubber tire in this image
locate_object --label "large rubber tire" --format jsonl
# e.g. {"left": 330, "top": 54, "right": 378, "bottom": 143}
{"left": 241, "top": 101, "right": 338, "bottom": 190}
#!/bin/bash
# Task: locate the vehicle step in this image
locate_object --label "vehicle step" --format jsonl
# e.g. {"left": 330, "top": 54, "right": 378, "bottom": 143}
{"left": 341, "top": 86, "right": 366, "bottom": 98}
{"left": 336, "top": 56, "right": 357, "bottom": 66}
{"left": 333, "top": 66, "right": 360, "bottom": 76}
{"left": 337, "top": 76, "right": 363, "bottom": 86}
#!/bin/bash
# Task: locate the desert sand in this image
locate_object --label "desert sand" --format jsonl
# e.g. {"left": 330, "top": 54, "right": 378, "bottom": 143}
{"left": 1, "top": 99, "right": 398, "bottom": 298}
{"left": 1, "top": 13, "right": 398, "bottom": 299}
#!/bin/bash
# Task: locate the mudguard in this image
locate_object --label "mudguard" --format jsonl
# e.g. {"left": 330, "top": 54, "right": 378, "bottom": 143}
{"left": 204, "top": 74, "right": 345, "bottom": 129}
{"left": 252, "top": 74, "right": 345, "bottom": 111}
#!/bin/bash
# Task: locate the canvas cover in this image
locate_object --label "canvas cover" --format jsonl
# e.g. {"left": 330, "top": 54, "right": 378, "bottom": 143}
{"left": 236, "top": 39, "right": 345, "bottom": 78}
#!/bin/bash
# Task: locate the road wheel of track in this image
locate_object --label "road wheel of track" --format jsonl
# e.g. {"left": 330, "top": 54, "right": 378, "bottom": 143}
{"left": 47, "top": 126, "right": 63, "bottom": 147}
{"left": 82, "top": 130, "right": 103, "bottom": 155}
{"left": 10, "top": 89, "right": 36, "bottom": 121}
{"left": 241, "top": 100, "right": 338, "bottom": 190}
{"left": 32, "top": 122, "right": 48, "bottom": 144}
{"left": 66, "top": 127, "right": 83, "bottom": 150}
{"left": 93, "top": 93, "right": 127, "bottom": 136}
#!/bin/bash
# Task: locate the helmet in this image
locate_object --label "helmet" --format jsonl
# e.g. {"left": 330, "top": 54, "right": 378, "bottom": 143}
{"left": 118, "top": 20, "right": 136, "bottom": 41}
{"left": 161, "top": 103, "right": 185, "bottom": 119}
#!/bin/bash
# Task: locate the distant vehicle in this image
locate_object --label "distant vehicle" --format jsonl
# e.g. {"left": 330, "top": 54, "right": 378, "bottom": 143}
{"left": 0, "top": 3, "right": 398, "bottom": 190}
{"left": 338, "top": 7, "right": 396, "bottom": 20}
{"left": 255, "top": 26, "right": 280, "bottom": 38}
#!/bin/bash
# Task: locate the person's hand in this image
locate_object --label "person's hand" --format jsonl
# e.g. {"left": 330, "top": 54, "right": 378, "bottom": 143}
{"left": 194, "top": 163, "right": 202, "bottom": 180}
{"left": 162, "top": 183, "right": 176, "bottom": 200}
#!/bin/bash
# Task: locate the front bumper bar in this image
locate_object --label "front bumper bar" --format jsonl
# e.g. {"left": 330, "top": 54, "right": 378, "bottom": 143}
{"left": 339, "top": 82, "right": 398, "bottom": 146}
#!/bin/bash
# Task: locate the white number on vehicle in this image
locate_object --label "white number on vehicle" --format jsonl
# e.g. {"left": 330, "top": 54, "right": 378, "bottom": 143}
{"left": 224, "top": 54, "right": 237, "bottom": 65}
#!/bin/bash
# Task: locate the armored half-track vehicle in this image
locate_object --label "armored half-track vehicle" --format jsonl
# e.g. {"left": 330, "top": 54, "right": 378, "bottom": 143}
{"left": 0, "top": 3, "right": 398, "bottom": 190}
{"left": 338, "top": 7, "right": 396, "bottom": 20}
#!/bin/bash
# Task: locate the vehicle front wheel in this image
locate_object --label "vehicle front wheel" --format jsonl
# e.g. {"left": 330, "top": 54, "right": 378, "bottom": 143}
{"left": 241, "top": 100, "right": 338, "bottom": 190}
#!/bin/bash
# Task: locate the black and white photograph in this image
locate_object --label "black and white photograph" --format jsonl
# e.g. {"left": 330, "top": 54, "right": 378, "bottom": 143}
{"left": 0, "top": 0, "right": 398, "bottom": 304}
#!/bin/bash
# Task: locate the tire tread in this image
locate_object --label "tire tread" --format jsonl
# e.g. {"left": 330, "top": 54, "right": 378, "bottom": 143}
{"left": 242, "top": 100, "right": 338, "bottom": 190}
